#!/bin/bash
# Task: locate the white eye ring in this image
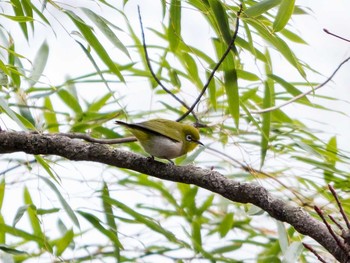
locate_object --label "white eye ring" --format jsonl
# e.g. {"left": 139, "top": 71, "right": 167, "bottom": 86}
{"left": 185, "top": 135, "right": 192, "bottom": 142}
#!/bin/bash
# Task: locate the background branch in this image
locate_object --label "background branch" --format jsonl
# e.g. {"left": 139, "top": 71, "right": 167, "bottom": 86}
{"left": 0, "top": 131, "right": 348, "bottom": 262}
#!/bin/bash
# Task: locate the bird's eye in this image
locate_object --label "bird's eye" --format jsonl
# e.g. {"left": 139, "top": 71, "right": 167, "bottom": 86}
{"left": 185, "top": 134, "right": 192, "bottom": 142}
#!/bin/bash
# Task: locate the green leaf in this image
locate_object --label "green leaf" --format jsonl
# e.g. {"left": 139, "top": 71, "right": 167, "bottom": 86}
{"left": 245, "top": 0, "right": 281, "bottom": 17}
{"left": 324, "top": 136, "right": 337, "bottom": 183}
{"left": 81, "top": 8, "right": 131, "bottom": 59}
{"left": 191, "top": 217, "right": 202, "bottom": 252}
{"left": 10, "top": 0, "right": 28, "bottom": 39}
{"left": 104, "top": 196, "right": 186, "bottom": 246}
{"left": 0, "top": 223, "right": 51, "bottom": 251}
{"left": 78, "top": 210, "right": 123, "bottom": 249}
{"left": 181, "top": 52, "right": 202, "bottom": 88}
{"left": 43, "top": 97, "right": 59, "bottom": 132}
{"left": 0, "top": 245, "right": 28, "bottom": 255}
{"left": 102, "top": 183, "right": 122, "bottom": 258}
{"left": 273, "top": 0, "right": 295, "bottom": 32}
{"left": 224, "top": 68, "right": 239, "bottom": 128}
{"left": 0, "top": 97, "right": 27, "bottom": 130}
{"left": 208, "top": 0, "right": 231, "bottom": 44}
{"left": 261, "top": 81, "right": 272, "bottom": 167}
{"left": 65, "top": 10, "right": 125, "bottom": 82}
{"left": 0, "top": 179, "right": 5, "bottom": 210}
{"left": 39, "top": 176, "right": 80, "bottom": 228}
{"left": 219, "top": 212, "right": 234, "bottom": 237}
{"left": 35, "top": 155, "right": 60, "bottom": 183}
{"left": 54, "top": 229, "right": 74, "bottom": 256}
{"left": 29, "top": 40, "right": 49, "bottom": 86}
{"left": 23, "top": 187, "right": 44, "bottom": 239}
{"left": 168, "top": 0, "right": 182, "bottom": 52}
{"left": 267, "top": 74, "right": 310, "bottom": 104}
{"left": 57, "top": 89, "right": 83, "bottom": 115}
{"left": 88, "top": 93, "right": 112, "bottom": 112}
{"left": 247, "top": 19, "right": 306, "bottom": 78}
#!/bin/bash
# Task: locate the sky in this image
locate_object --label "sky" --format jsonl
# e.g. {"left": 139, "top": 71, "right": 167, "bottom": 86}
{"left": 0, "top": 0, "right": 350, "bottom": 261}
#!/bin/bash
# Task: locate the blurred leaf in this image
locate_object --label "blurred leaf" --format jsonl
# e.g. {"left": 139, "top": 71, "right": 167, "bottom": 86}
{"left": 191, "top": 217, "right": 202, "bottom": 252}
{"left": 276, "top": 221, "right": 288, "bottom": 254}
{"left": 78, "top": 210, "right": 123, "bottom": 248}
{"left": 208, "top": 0, "right": 231, "bottom": 44}
{"left": 57, "top": 89, "right": 83, "bottom": 115}
{"left": 104, "top": 196, "right": 187, "bottom": 246}
{"left": 324, "top": 136, "right": 337, "bottom": 183}
{"left": 88, "top": 93, "right": 112, "bottom": 112}
{"left": 168, "top": 0, "right": 181, "bottom": 52}
{"left": 12, "top": 204, "right": 31, "bottom": 227}
{"left": 54, "top": 229, "right": 74, "bottom": 256}
{"left": 267, "top": 74, "right": 310, "bottom": 104}
{"left": 282, "top": 242, "right": 303, "bottom": 263}
{"left": 102, "top": 183, "right": 122, "bottom": 258}
{"left": 0, "top": 179, "right": 4, "bottom": 210}
{"left": 273, "top": 0, "right": 295, "bottom": 32}
{"left": 0, "top": 245, "right": 28, "bottom": 255}
{"left": 219, "top": 212, "right": 234, "bottom": 237}
{"left": 245, "top": 0, "right": 281, "bottom": 17}
{"left": 65, "top": 10, "right": 125, "bottom": 82}
{"left": 261, "top": 81, "right": 272, "bottom": 167}
{"left": 0, "top": 97, "right": 27, "bottom": 130}
{"left": 29, "top": 40, "right": 49, "bottom": 86}
{"left": 39, "top": 176, "right": 80, "bottom": 228}
{"left": 23, "top": 187, "right": 44, "bottom": 240}
{"left": 0, "top": 223, "right": 51, "bottom": 251}
{"left": 10, "top": 0, "right": 29, "bottom": 39}
{"left": 82, "top": 8, "right": 131, "bottom": 59}
{"left": 43, "top": 97, "right": 59, "bottom": 132}
{"left": 35, "top": 155, "right": 60, "bottom": 183}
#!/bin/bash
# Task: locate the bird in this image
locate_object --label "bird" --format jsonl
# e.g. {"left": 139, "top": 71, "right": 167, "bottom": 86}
{"left": 115, "top": 118, "right": 203, "bottom": 162}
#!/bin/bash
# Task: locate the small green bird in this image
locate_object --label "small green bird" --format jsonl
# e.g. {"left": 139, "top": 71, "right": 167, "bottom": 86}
{"left": 115, "top": 118, "right": 203, "bottom": 161}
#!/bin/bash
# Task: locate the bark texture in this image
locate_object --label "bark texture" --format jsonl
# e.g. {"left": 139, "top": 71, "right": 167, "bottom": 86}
{"left": 0, "top": 131, "right": 348, "bottom": 262}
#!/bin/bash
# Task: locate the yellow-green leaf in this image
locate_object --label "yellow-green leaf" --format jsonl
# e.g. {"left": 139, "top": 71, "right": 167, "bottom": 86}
{"left": 168, "top": 0, "right": 182, "bottom": 52}
{"left": 273, "top": 0, "right": 295, "bottom": 32}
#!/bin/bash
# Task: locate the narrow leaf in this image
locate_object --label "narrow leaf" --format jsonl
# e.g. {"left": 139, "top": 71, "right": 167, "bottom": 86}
{"left": 57, "top": 89, "right": 83, "bottom": 115}
{"left": 82, "top": 8, "right": 131, "bottom": 59}
{"left": 261, "top": 81, "right": 272, "bottom": 167}
{"left": 43, "top": 97, "right": 59, "bottom": 132}
{"left": 39, "top": 176, "right": 80, "bottom": 228}
{"left": 78, "top": 211, "right": 123, "bottom": 248}
{"left": 65, "top": 10, "right": 124, "bottom": 82}
{"left": 168, "top": 0, "right": 181, "bottom": 52}
{"left": 29, "top": 41, "right": 49, "bottom": 86}
{"left": 245, "top": 0, "right": 281, "bottom": 17}
{"left": 273, "top": 0, "right": 295, "bottom": 32}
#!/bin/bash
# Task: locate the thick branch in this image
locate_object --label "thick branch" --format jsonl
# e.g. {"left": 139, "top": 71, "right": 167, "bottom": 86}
{"left": 0, "top": 131, "right": 348, "bottom": 262}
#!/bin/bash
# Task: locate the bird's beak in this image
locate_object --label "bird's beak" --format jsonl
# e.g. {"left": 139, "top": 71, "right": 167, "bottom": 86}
{"left": 194, "top": 140, "right": 204, "bottom": 146}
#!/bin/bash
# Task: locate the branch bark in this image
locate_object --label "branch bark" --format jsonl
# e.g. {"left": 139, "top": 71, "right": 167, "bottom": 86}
{"left": 0, "top": 131, "right": 348, "bottom": 262}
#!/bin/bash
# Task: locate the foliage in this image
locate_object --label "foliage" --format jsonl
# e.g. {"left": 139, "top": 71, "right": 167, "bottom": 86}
{"left": 0, "top": 0, "right": 348, "bottom": 262}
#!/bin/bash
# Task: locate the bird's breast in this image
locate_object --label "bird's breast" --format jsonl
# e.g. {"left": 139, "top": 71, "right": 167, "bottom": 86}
{"left": 140, "top": 135, "right": 183, "bottom": 159}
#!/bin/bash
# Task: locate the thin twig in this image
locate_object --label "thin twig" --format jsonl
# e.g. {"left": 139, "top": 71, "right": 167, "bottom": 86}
{"left": 251, "top": 56, "right": 350, "bottom": 114}
{"left": 328, "top": 184, "right": 350, "bottom": 230}
{"left": 137, "top": 6, "right": 198, "bottom": 122}
{"left": 177, "top": 5, "right": 243, "bottom": 122}
{"left": 0, "top": 160, "right": 37, "bottom": 176}
{"left": 302, "top": 242, "right": 327, "bottom": 263}
{"left": 314, "top": 205, "right": 348, "bottom": 254}
{"left": 329, "top": 214, "right": 345, "bottom": 232}
{"left": 324, "top": 28, "right": 350, "bottom": 43}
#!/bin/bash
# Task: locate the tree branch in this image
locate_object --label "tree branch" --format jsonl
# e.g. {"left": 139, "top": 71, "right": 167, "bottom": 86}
{"left": 0, "top": 131, "right": 348, "bottom": 262}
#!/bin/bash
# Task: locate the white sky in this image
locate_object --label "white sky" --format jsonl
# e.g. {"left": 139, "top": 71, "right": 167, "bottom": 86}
{"left": 0, "top": 0, "right": 350, "bottom": 262}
